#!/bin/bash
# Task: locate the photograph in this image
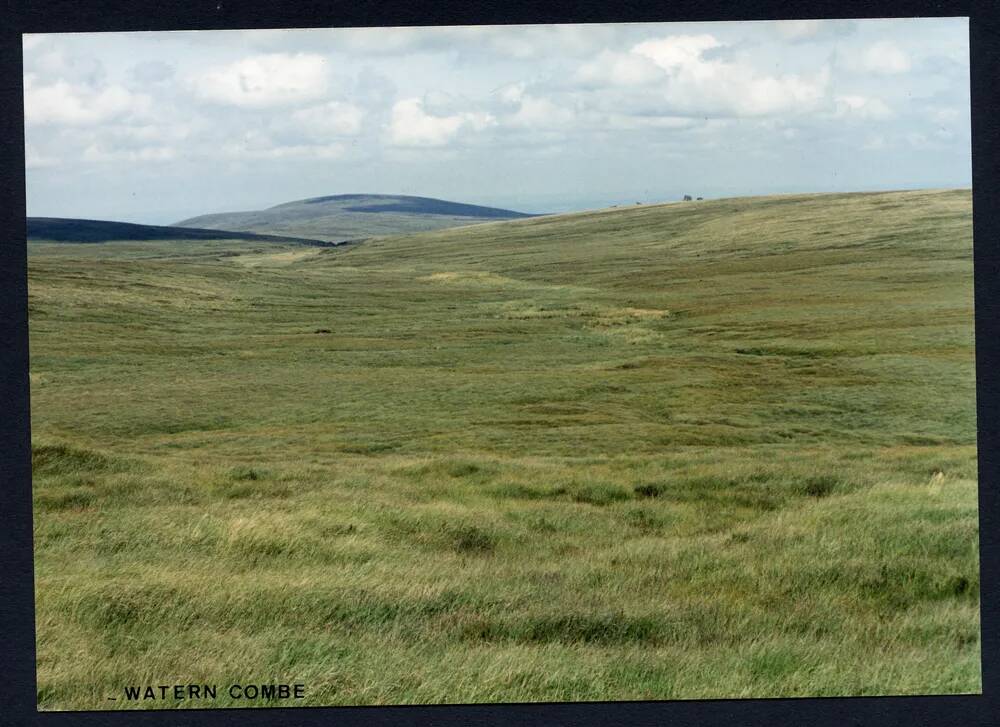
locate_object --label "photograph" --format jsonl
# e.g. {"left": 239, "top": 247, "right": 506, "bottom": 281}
{"left": 22, "top": 17, "right": 980, "bottom": 710}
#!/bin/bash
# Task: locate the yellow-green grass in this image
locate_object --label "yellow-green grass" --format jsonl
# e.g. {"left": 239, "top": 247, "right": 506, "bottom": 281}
{"left": 29, "top": 189, "right": 979, "bottom": 709}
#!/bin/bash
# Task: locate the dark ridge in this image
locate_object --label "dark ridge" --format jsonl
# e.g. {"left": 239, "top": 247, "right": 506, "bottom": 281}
{"left": 27, "top": 218, "right": 342, "bottom": 247}
{"left": 341, "top": 201, "right": 531, "bottom": 218}
{"left": 272, "top": 194, "right": 535, "bottom": 218}
{"left": 290, "top": 194, "right": 373, "bottom": 206}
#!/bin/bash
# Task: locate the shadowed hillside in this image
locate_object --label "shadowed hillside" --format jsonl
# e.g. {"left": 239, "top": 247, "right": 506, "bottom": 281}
{"left": 175, "top": 193, "right": 537, "bottom": 241}
{"left": 27, "top": 217, "right": 337, "bottom": 247}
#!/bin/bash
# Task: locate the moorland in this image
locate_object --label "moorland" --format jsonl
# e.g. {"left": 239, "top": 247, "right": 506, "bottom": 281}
{"left": 28, "top": 188, "right": 980, "bottom": 708}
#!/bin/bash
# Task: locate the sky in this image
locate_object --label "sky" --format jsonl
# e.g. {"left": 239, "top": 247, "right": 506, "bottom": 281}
{"left": 23, "top": 19, "right": 971, "bottom": 224}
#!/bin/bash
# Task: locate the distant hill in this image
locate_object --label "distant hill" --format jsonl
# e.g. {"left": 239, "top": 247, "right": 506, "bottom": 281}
{"left": 27, "top": 217, "right": 336, "bottom": 247}
{"left": 174, "top": 194, "right": 537, "bottom": 241}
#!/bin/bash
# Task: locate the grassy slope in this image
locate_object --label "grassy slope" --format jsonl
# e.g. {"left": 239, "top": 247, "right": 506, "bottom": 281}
{"left": 29, "top": 189, "right": 979, "bottom": 709}
{"left": 175, "top": 194, "right": 535, "bottom": 242}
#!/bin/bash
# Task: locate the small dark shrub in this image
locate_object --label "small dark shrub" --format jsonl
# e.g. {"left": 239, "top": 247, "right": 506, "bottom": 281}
{"left": 490, "top": 483, "right": 566, "bottom": 500}
{"left": 802, "top": 475, "right": 838, "bottom": 497}
{"left": 452, "top": 526, "right": 496, "bottom": 554}
{"left": 446, "top": 461, "right": 482, "bottom": 478}
{"left": 633, "top": 483, "right": 665, "bottom": 498}
{"left": 947, "top": 575, "right": 972, "bottom": 596}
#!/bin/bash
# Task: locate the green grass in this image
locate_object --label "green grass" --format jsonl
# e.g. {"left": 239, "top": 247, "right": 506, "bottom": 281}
{"left": 28, "top": 189, "right": 980, "bottom": 709}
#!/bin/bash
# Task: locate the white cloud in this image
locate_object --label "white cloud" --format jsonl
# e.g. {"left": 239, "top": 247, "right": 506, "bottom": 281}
{"left": 930, "top": 106, "right": 963, "bottom": 127}
{"left": 115, "top": 123, "right": 193, "bottom": 144}
{"left": 479, "top": 33, "right": 543, "bottom": 61}
{"left": 221, "top": 141, "right": 345, "bottom": 160}
{"left": 422, "top": 90, "right": 474, "bottom": 117}
{"left": 189, "top": 53, "right": 331, "bottom": 107}
{"left": 845, "top": 41, "right": 912, "bottom": 75}
{"left": 775, "top": 20, "right": 826, "bottom": 41}
{"left": 387, "top": 97, "right": 494, "bottom": 147}
{"left": 623, "top": 34, "right": 830, "bottom": 117}
{"left": 494, "top": 82, "right": 526, "bottom": 106}
{"left": 25, "top": 143, "right": 58, "bottom": 169}
{"left": 317, "top": 24, "right": 626, "bottom": 60}
{"left": 214, "top": 127, "right": 345, "bottom": 159}
{"left": 834, "top": 95, "right": 893, "bottom": 120}
{"left": 31, "top": 48, "right": 105, "bottom": 86}
{"left": 22, "top": 35, "right": 47, "bottom": 51}
{"left": 774, "top": 19, "right": 857, "bottom": 42}
{"left": 21, "top": 21, "right": 971, "bottom": 215}
{"left": 473, "top": 25, "right": 623, "bottom": 59}
{"left": 905, "top": 132, "right": 933, "bottom": 149}
{"left": 129, "top": 61, "right": 175, "bottom": 87}
{"left": 24, "top": 77, "right": 151, "bottom": 126}
{"left": 406, "top": 32, "right": 836, "bottom": 144}
{"left": 327, "top": 27, "right": 432, "bottom": 55}
{"left": 505, "top": 95, "right": 576, "bottom": 129}
{"left": 862, "top": 134, "right": 889, "bottom": 151}
{"left": 291, "top": 101, "right": 364, "bottom": 139}
{"left": 83, "top": 143, "right": 177, "bottom": 163}
{"left": 583, "top": 112, "right": 696, "bottom": 132}
{"left": 575, "top": 49, "right": 663, "bottom": 87}
{"left": 633, "top": 34, "right": 722, "bottom": 71}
